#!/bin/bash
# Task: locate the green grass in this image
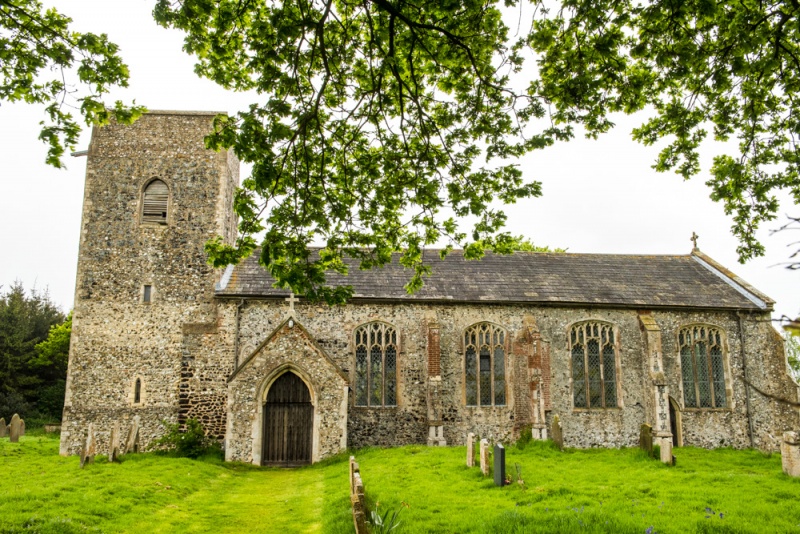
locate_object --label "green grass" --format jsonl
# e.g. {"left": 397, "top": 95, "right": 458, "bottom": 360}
{"left": 2, "top": 435, "right": 799, "bottom": 533}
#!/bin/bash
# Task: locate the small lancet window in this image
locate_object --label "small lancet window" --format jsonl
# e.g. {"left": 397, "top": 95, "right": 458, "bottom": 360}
{"left": 570, "top": 322, "right": 619, "bottom": 409}
{"left": 141, "top": 179, "right": 169, "bottom": 224}
{"left": 680, "top": 326, "right": 727, "bottom": 408}
{"left": 354, "top": 322, "right": 398, "bottom": 407}
{"left": 134, "top": 378, "right": 142, "bottom": 404}
{"left": 464, "top": 322, "right": 506, "bottom": 407}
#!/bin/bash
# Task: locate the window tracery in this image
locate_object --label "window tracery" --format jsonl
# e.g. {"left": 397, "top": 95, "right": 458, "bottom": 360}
{"left": 464, "top": 322, "right": 506, "bottom": 406}
{"left": 569, "top": 321, "right": 619, "bottom": 408}
{"left": 679, "top": 325, "right": 727, "bottom": 408}
{"left": 354, "top": 322, "right": 397, "bottom": 406}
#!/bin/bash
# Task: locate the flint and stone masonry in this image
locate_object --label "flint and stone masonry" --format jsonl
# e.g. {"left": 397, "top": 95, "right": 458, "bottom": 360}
{"left": 60, "top": 111, "right": 800, "bottom": 464}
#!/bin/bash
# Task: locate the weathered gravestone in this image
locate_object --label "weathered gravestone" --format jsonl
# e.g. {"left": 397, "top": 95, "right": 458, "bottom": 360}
{"left": 639, "top": 424, "right": 653, "bottom": 455}
{"left": 109, "top": 422, "right": 121, "bottom": 462}
{"left": 19, "top": 419, "right": 25, "bottom": 436}
{"left": 124, "top": 416, "right": 141, "bottom": 454}
{"left": 551, "top": 415, "right": 563, "bottom": 450}
{"left": 493, "top": 443, "right": 506, "bottom": 487}
{"left": 466, "top": 432, "right": 475, "bottom": 467}
{"left": 479, "top": 439, "right": 490, "bottom": 476}
{"left": 0, "top": 418, "right": 6, "bottom": 438}
{"left": 781, "top": 431, "right": 800, "bottom": 477}
{"left": 9, "top": 414, "right": 22, "bottom": 443}
{"left": 80, "top": 424, "right": 96, "bottom": 468}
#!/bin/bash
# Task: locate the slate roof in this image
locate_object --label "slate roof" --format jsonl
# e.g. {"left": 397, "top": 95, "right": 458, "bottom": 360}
{"left": 215, "top": 249, "right": 772, "bottom": 311}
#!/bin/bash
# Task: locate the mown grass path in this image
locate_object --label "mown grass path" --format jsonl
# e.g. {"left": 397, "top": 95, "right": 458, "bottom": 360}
{"left": 0, "top": 435, "right": 346, "bottom": 533}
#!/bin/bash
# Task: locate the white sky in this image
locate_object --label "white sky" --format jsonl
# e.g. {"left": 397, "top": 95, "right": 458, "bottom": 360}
{"left": 1, "top": 0, "right": 798, "bottom": 325}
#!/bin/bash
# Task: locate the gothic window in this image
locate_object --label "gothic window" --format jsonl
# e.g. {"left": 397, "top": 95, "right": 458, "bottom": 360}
{"left": 679, "top": 325, "right": 727, "bottom": 409}
{"left": 569, "top": 322, "right": 619, "bottom": 409}
{"left": 141, "top": 179, "right": 169, "bottom": 225}
{"left": 464, "top": 323, "right": 506, "bottom": 406}
{"left": 354, "top": 322, "right": 397, "bottom": 406}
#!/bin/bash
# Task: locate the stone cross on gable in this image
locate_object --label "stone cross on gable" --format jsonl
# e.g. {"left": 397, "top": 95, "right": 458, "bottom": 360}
{"left": 691, "top": 232, "right": 699, "bottom": 249}
{"left": 285, "top": 293, "right": 299, "bottom": 316}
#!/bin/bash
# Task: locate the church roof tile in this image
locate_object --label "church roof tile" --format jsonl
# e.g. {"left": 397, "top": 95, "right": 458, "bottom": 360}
{"left": 216, "top": 250, "right": 770, "bottom": 311}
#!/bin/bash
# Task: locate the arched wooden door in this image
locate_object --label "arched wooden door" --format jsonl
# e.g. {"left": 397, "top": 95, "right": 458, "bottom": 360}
{"left": 262, "top": 372, "right": 313, "bottom": 466}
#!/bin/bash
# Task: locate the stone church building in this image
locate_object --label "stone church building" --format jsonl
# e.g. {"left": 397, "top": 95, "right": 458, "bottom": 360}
{"left": 60, "top": 111, "right": 799, "bottom": 465}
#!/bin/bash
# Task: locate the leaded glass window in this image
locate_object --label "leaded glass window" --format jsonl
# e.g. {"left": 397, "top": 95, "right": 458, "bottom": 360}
{"left": 679, "top": 326, "right": 727, "bottom": 409}
{"left": 464, "top": 323, "right": 506, "bottom": 406}
{"left": 569, "top": 322, "right": 618, "bottom": 408}
{"left": 354, "top": 322, "right": 397, "bottom": 406}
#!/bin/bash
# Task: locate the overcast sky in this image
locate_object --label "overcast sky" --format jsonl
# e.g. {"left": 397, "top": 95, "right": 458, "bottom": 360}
{"left": 1, "top": 0, "right": 798, "bottom": 326}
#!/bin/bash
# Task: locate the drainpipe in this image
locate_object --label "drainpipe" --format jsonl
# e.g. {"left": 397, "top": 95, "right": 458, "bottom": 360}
{"left": 737, "top": 311, "right": 755, "bottom": 448}
{"left": 234, "top": 299, "right": 245, "bottom": 368}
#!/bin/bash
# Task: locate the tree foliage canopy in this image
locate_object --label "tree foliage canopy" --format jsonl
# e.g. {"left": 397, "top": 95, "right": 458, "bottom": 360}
{"left": 0, "top": 282, "right": 68, "bottom": 420}
{"left": 9, "top": 1, "right": 799, "bottom": 301}
{"left": 530, "top": 0, "right": 800, "bottom": 263}
{"left": 155, "top": 0, "right": 550, "bottom": 302}
{"left": 0, "top": 0, "right": 145, "bottom": 166}
{"left": 150, "top": 0, "right": 800, "bottom": 301}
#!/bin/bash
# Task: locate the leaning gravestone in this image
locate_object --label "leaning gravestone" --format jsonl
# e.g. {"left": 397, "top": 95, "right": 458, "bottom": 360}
{"left": 639, "top": 424, "right": 653, "bottom": 456}
{"left": 493, "top": 443, "right": 506, "bottom": 487}
{"left": 9, "top": 414, "right": 22, "bottom": 443}
{"left": 551, "top": 415, "right": 563, "bottom": 450}
{"left": 466, "top": 433, "right": 475, "bottom": 467}
{"left": 125, "top": 416, "right": 141, "bottom": 454}
{"left": 479, "top": 439, "right": 490, "bottom": 476}
{"left": 0, "top": 418, "right": 6, "bottom": 438}
{"left": 80, "top": 424, "right": 96, "bottom": 468}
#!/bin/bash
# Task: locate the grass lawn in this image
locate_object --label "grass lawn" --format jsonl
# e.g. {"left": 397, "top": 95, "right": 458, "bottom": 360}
{"left": 1, "top": 434, "right": 799, "bottom": 533}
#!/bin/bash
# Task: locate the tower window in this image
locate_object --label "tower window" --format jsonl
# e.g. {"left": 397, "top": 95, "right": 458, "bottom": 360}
{"left": 141, "top": 179, "right": 169, "bottom": 224}
{"left": 143, "top": 285, "right": 152, "bottom": 303}
{"left": 134, "top": 378, "right": 142, "bottom": 404}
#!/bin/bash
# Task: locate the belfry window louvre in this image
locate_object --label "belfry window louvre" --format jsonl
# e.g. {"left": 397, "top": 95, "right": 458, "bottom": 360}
{"left": 354, "top": 322, "right": 397, "bottom": 406}
{"left": 464, "top": 323, "right": 506, "bottom": 407}
{"left": 141, "top": 179, "right": 169, "bottom": 224}
{"left": 680, "top": 326, "right": 727, "bottom": 409}
{"left": 570, "top": 322, "right": 618, "bottom": 409}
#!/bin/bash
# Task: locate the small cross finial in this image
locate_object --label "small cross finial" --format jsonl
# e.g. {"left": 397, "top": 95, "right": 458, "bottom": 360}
{"left": 285, "top": 292, "right": 299, "bottom": 314}
{"left": 691, "top": 232, "right": 699, "bottom": 250}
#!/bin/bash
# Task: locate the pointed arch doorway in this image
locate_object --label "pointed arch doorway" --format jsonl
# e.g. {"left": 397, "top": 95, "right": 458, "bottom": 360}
{"left": 262, "top": 372, "right": 313, "bottom": 466}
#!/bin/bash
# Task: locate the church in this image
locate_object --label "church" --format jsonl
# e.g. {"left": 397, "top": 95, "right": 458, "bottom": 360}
{"left": 59, "top": 111, "right": 799, "bottom": 465}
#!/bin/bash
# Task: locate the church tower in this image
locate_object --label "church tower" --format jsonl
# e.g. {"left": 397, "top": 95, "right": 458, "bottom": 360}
{"left": 60, "top": 111, "right": 238, "bottom": 455}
